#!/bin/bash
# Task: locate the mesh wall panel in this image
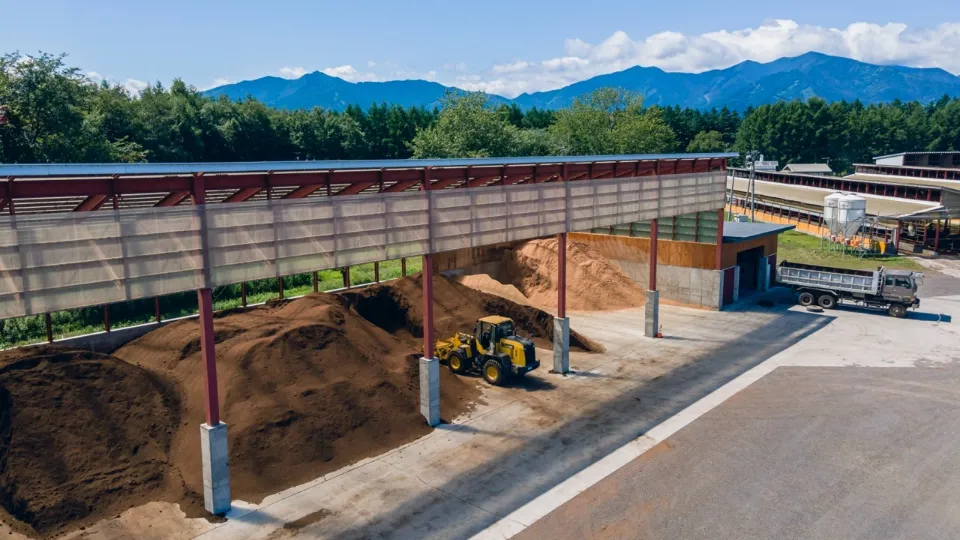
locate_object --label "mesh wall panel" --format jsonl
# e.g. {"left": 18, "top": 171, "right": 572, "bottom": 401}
{"left": 0, "top": 171, "right": 725, "bottom": 318}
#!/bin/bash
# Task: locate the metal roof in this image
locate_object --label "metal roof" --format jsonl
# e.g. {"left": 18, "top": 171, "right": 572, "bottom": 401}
{"left": 729, "top": 177, "right": 938, "bottom": 218}
{"left": 844, "top": 172, "right": 960, "bottom": 189}
{"left": 874, "top": 151, "right": 960, "bottom": 160}
{"left": 782, "top": 163, "right": 833, "bottom": 173}
{"left": 722, "top": 222, "right": 795, "bottom": 243}
{"left": 0, "top": 152, "right": 738, "bottom": 178}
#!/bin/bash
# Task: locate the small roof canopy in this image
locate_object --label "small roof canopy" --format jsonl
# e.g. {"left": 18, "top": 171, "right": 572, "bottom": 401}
{"left": 722, "top": 222, "right": 795, "bottom": 243}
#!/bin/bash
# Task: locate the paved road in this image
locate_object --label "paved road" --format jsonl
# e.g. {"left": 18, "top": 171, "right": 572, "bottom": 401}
{"left": 516, "top": 367, "right": 960, "bottom": 540}
{"left": 514, "top": 273, "right": 960, "bottom": 540}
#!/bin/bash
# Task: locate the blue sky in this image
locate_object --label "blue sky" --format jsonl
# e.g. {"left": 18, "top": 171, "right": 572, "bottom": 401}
{"left": 3, "top": 0, "right": 959, "bottom": 96}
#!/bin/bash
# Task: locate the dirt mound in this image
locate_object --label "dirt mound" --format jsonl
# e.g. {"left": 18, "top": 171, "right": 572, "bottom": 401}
{"left": 0, "top": 346, "right": 193, "bottom": 536}
{"left": 455, "top": 274, "right": 531, "bottom": 306}
{"left": 339, "top": 274, "right": 602, "bottom": 353}
{"left": 115, "top": 293, "right": 481, "bottom": 504}
{"left": 497, "top": 238, "right": 646, "bottom": 312}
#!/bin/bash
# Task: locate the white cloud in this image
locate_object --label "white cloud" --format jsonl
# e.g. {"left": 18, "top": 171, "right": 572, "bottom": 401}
{"left": 199, "top": 77, "right": 231, "bottom": 91}
{"left": 367, "top": 60, "right": 377, "bottom": 68}
{"left": 86, "top": 71, "right": 148, "bottom": 95}
{"left": 279, "top": 66, "right": 307, "bottom": 79}
{"left": 451, "top": 20, "right": 960, "bottom": 98}
{"left": 320, "top": 64, "right": 380, "bottom": 82}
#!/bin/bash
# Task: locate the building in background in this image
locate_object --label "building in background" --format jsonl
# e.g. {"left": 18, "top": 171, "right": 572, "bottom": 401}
{"left": 781, "top": 163, "right": 833, "bottom": 175}
{"left": 874, "top": 151, "right": 960, "bottom": 168}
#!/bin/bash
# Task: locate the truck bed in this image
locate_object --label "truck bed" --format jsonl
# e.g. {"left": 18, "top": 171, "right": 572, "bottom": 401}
{"left": 777, "top": 261, "right": 881, "bottom": 295}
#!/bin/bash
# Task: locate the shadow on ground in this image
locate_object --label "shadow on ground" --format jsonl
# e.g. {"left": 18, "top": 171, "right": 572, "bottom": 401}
{"left": 323, "top": 306, "right": 834, "bottom": 540}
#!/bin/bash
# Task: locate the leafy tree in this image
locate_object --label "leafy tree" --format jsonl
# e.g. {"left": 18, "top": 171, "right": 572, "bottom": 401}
{"left": 549, "top": 88, "right": 676, "bottom": 155}
{"left": 686, "top": 130, "right": 726, "bottom": 152}
{"left": 410, "top": 91, "right": 526, "bottom": 158}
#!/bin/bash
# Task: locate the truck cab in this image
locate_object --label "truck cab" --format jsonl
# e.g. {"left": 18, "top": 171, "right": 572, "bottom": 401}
{"left": 881, "top": 270, "right": 922, "bottom": 307}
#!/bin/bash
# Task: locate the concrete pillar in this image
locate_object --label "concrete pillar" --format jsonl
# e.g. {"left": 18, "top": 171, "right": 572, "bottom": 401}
{"left": 419, "top": 357, "right": 440, "bottom": 426}
{"left": 200, "top": 422, "right": 231, "bottom": 515}
{"left": 733, "top": 267, "right": 741, "bottom": 302}
{"left": 644, "top": 290, "right": 660, "bottom": 338}
{"left": 552, "top": 317, "right": 570, "bottom": 374}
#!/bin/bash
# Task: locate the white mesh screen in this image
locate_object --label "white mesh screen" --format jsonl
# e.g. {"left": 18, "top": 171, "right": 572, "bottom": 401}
{"left": 0, "top": 171, "right": 725, "bottom": 317}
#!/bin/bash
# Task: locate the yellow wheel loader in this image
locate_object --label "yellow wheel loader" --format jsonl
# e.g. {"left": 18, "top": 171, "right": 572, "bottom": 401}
{"left": 434, "top": 316, "right": 539, "bottom": 386}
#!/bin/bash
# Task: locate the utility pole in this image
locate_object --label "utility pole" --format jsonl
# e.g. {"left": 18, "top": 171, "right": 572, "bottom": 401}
{"left": 749, "top": 151, "right": 756, "bottom": 221}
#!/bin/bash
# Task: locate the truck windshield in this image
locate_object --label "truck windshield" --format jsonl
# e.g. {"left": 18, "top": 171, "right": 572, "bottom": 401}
{"left": 499, "top": 322, "right": 514, "bottom": 337}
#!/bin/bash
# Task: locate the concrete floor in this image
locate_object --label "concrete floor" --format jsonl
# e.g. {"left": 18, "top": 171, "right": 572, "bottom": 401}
{"left": 27, "top": 272, "right": 958, "bottom": 540}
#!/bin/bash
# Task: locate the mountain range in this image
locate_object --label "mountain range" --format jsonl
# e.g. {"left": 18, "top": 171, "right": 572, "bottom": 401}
{"left": 204, "top": 52, "right": 960, "bottom": 112}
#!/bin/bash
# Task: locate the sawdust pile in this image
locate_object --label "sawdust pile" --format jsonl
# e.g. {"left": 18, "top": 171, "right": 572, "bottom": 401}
{"left": 462, "top": 238, "right": 646, "bottom": 312}
{"left": 340, "top": 274, "right": 602, "bottom": 353}
{"left": 114, "top": 293, "right": 481, "bottom": 504}
{"left": 0, "top": 346, "right": 201, "bottom": 537}
{"left": 454, "top": 274, "right": 530, "bottom": 306}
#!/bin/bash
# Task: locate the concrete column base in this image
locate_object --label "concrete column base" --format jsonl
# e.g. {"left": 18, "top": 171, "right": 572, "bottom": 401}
{"left": 200, "top": 422, "right": 231, "bottom": 515}
{"left": 645, "top": 290, "right": 660, "bottom": 338}
{"left": 552, "top": 317, "right": 570, "bottom": 374}
{"left": 419, "top": 357, "right": 440, "bottom": 426}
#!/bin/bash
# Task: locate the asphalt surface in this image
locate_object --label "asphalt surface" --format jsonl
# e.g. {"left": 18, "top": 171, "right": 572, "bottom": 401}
{"left": 517, "top": 366, "right": 960, "bottom": 539}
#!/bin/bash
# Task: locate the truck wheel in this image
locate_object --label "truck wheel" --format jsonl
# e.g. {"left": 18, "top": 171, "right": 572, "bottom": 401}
{"left": 888, "top": 304, "right": 907, "bottom": 318}
{"left": 449, "top": 349, "right": 469, "bottom": 374}
{"left": 817, "top": 294, "right": 837, "bottom": 309}
{"left": 798, "top": 292, "right": 815, "bottom": 307}
{"left": 482, "top": 358, "right": 506, "bottom": 386}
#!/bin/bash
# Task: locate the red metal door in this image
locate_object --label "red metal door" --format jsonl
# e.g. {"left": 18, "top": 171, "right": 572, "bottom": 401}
{"left": 722, "top": 267, "right": 736, "bottom": 306}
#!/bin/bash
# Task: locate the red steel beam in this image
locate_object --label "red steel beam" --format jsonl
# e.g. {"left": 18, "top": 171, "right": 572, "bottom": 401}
{"left": 73, "top": 194, "right": 109, "bottom": 212}
{"left": 335, "top": 182, "right": 377, "bottom": 196}
{"left": 384, "top": 179, "right": 420, "bottom": 193}
{"left": 283, "top": 185, "right": 322, "bottom": 199}
{"left": 221, "top": 187, "right": 262, "bottom": 203}
{"left": 155, "top": 191, "right": 191, "bottom": 207}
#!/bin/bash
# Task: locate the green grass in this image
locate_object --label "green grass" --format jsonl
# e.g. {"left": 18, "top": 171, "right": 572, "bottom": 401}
{"left": 778, "top": 230, "right": 922, "bottom": 271}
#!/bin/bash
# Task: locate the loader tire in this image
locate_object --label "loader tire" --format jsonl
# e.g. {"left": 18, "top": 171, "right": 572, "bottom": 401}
{"left": 449, "top": 349, "right": 469, "bottom": 374}
{"left": 482, "top": 357, "right": 507, "bottom": 386}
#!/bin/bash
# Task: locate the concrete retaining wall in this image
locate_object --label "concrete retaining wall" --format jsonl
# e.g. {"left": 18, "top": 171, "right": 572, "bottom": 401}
{"left": 51, "top": 318, "right": 182, "bottom": 354}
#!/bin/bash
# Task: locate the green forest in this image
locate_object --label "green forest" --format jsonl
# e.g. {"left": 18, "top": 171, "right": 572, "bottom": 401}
{"left": 1, "top": 51, "right": 960, "bottom": 346}
{"left": 3, "top": 52, "right": 959, "bottom": 174}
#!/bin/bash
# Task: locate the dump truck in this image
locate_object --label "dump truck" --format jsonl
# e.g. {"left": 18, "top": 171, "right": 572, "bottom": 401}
{"left": 434, "top": 315, "right": 539, "bottom": 385}
{"left": 777, "top": 261, "right": 922, "bottom": 318}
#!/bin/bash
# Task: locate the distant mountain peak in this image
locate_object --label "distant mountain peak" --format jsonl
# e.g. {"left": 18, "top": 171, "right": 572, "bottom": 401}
{"left": 203, "top": 53, "right": 960, "bottom": 111}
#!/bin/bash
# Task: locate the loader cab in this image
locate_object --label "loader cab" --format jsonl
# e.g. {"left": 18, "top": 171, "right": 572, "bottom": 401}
{"left": 476, "top": 316, "right": 515, "bottom": 354}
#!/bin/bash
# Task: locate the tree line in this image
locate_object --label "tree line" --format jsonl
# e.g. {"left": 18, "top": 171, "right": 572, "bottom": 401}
{"left": 1, "top": 51, "right": 959, "bottom": 173}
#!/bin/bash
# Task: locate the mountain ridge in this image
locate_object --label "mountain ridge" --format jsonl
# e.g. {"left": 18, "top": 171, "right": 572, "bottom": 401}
{"left": 204, "top": 52, "right": 960, "bottom": 111}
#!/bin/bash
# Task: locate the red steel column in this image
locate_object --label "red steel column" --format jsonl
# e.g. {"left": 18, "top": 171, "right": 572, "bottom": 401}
{"left": 278, "top": 276, "right": 285, "bottom": 299}
{"left": 557, "top": 232, "right": 567, "bottom": 319}
{"left": 423, "top": 254, "right": 435, "bottom": 359}
{"left": 197, "top": 288, "right": 221, "bottom": 426}
{"left": 192, "top": 173, "right": 221, "bottom": 427}
{"left": 715, "top": 208, "right": 724, "bottom": 270}
{"left": 649, "top": 219, "right": 659, "bottom": 291}
{"left": 45, "top": 313, "right": 53, "bottom": 343}
{"left": 344, "top": 267, "right": 351, "bottom": 289}
{"left": 312, "top": 271, "right": 319, "bottom": 292}
{"left": 374, "top": 261, "right": 380, "bottom": 283}
{"left": 401, "top": 258, "right": 407, "bottom": 276}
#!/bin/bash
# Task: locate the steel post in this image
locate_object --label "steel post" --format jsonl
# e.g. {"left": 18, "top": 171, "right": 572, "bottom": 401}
{"left": 312, "top": 271, "right": 319, "bottom": 292}
{"left": 649, "top": 218, "right": 659, "bottom": 291}
{"left": 557, "top": 232, "right": 567, "bottom": 319}
{"left": 374, "top": 261, "right": 380, "bottom": 283}
{"left": 103, "top": 304, "right": 111, "bottom": 332}
{"left": 278, "top": 276, "right": 284, "bottom": 300}
{"left": 45, "top": 313, "right": 53, "bottom": 343}
{"left": 155, "top": 297, "right": 161, "bottom": 323}
{"left": 401, "top": 257, "right": 407, "bottom": 276}
{"left": 715, "top": 209, "right": 724, "bottom": 270}
{"left": 240, "top": 282, "right": 247, "bottom": 307}
{"left": 197, "top": 288, "right": 221, "bottom": 426}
